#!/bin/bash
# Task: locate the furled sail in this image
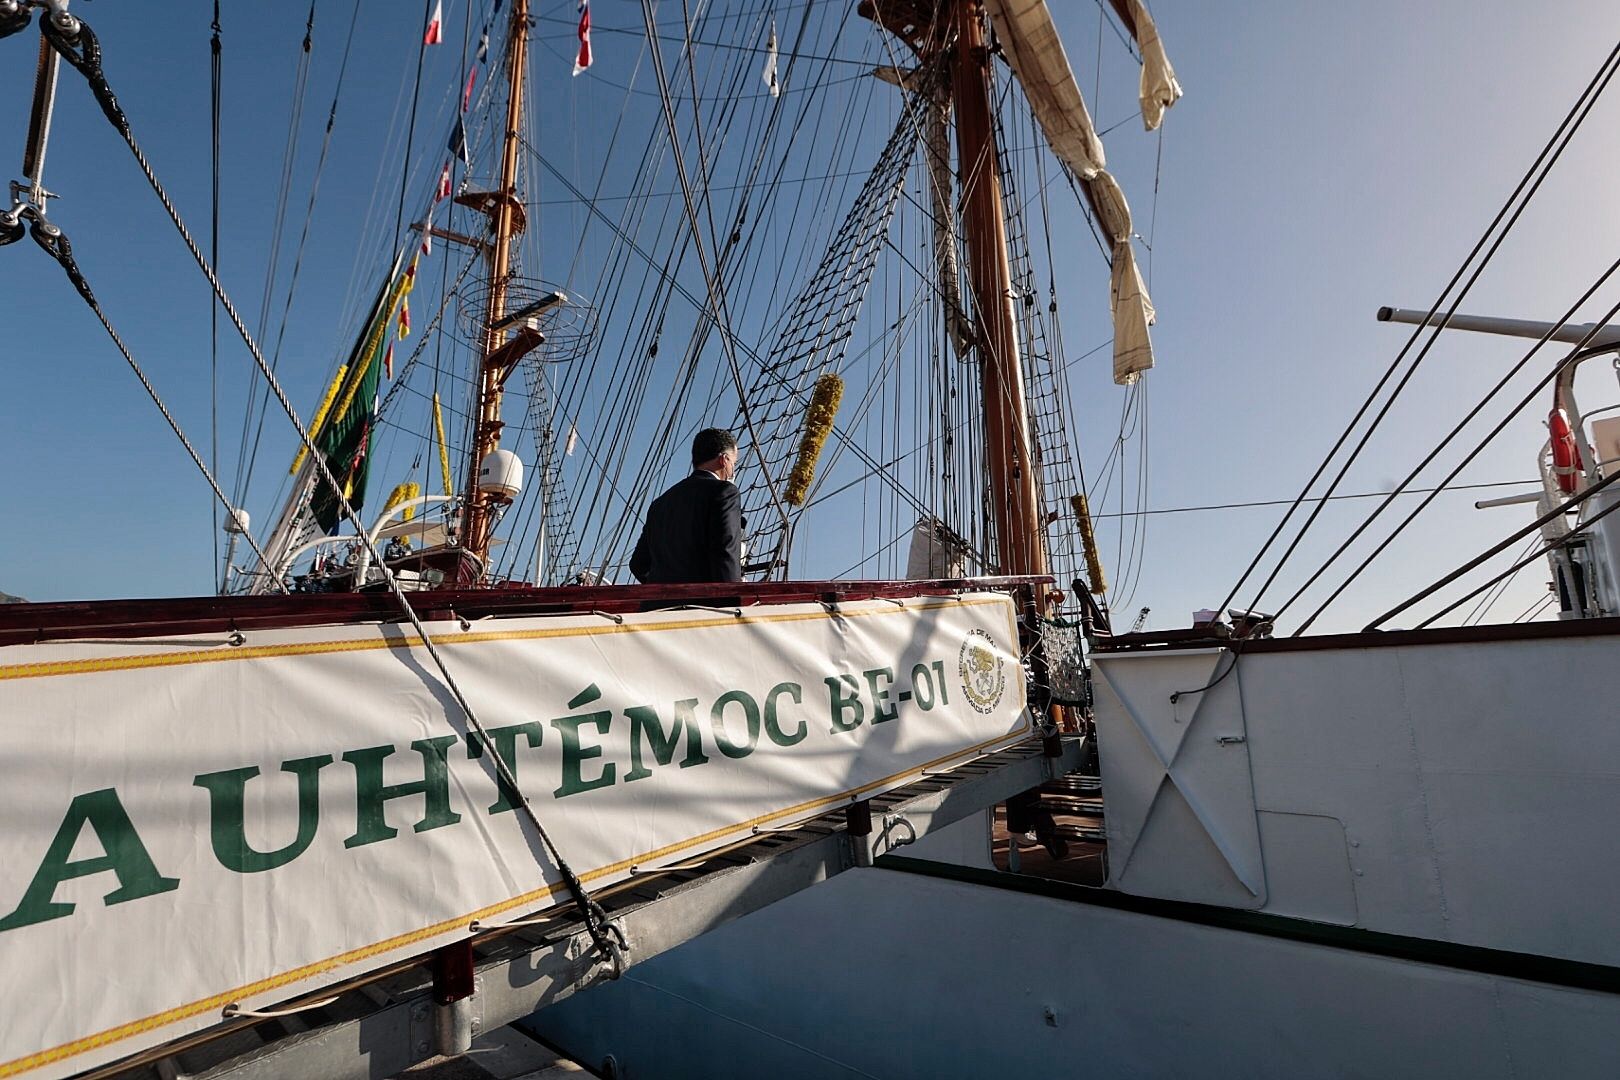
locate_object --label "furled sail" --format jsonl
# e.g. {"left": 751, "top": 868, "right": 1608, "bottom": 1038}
{"left": 1114, "top": 0, "right": 1182, "bottom": 131}
{"left": 984, "top": 0, "right": 1106, "bottom": 177}
{"left": 984, "top": 0, "right": 1162, "bottom": 385}
{"left": 1084, "top": 171, "right": 1156, "bottom": 385}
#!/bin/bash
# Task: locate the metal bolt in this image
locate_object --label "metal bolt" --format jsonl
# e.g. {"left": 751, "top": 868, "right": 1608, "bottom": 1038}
{"left": 415, "top": 1041, "right": 430, "bottom": 1055}
{"left": 411, "top": 1003, "right": 429, "bottom": 1022}
{"left": 1042, "top": 1005, "right": 1059, "bottom": 1027}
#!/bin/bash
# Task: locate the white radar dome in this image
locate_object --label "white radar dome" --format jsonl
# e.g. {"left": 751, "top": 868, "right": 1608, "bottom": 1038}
{"left": 477, "top": 449, "right": 524, "bottom": 500}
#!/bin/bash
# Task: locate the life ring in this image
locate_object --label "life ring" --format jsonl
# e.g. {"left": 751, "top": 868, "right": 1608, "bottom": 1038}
{"left": 1549, "top": 408, "right": 1582, "bottom": 494}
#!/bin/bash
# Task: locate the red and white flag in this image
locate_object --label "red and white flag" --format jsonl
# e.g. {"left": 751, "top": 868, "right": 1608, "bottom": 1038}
{"left": 436, "top": 161, "right": 452, "bottom": 201}
{"left": 572, "top": 1, "right": 592, "bottom": 76}
{"left": 424, "top": 0, "right": 444, "bottom": 45}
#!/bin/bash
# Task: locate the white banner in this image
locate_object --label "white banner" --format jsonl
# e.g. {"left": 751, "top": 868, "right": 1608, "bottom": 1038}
{"left": 0, "top": 593, "right": 1028, "bottom": 1077}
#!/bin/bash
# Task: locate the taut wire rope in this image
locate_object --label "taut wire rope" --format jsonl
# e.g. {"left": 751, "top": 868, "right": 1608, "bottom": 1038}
{"left": 1215, "top": 36, "right": 1620, "bottom": 624}
{"left": 39, "top": 13, "right": 625, "bottom": 972}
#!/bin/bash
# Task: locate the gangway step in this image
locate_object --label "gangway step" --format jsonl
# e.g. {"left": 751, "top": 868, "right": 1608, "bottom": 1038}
{"left": 1053, "top": 821, "right": 1108, "bottom": 843}
{"left": 1038, "top": 794, "right": 1105, "bottom": 816}
{"left": 1043, "top": 775, "right": 1102, "bottom": 794}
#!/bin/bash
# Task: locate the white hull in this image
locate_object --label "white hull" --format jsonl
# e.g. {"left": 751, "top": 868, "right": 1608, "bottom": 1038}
{"left": 524, "top": 624, "right": 1620, "bottom": 1076}
{"left": 525, "top": 863, "right": 1620, "bottom": 1079}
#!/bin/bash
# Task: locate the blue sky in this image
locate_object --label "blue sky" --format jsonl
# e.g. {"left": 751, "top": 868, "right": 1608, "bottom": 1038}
{"left": 2, "top": 0, "right": 1618, "bottom": 634}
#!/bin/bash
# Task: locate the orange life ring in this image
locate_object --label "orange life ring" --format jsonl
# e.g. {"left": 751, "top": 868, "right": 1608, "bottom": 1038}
{"left": 1549, "top": 408, "right": 1582, "bottom": 494}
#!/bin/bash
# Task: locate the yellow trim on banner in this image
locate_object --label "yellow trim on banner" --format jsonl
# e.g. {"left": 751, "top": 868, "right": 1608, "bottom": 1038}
{"left": 0, "top": 597, "right": 1008, "bottom": 683}
{"left": 0, "top": 716, "right": 1034, "bottom": 1077}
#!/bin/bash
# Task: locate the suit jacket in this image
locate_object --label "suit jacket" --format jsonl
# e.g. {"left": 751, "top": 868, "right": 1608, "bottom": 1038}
{"left": 629, "top": 471, "right": 743, "bottom": 584}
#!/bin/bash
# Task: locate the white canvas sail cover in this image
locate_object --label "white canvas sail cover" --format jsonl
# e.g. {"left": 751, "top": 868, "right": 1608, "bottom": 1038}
{"left": 984, "top": 0, "right": 1106, "bottom": 179}
{"left": 984, "top": 0, "right": 1159, "bottom": 385}
{"left": 906, "top": 516, "right": 975, "bottom": 579}
{"left": 1086, "top": 171, "right": 1157, "bottom": 384}
{"left": 1123, "top": 0, "right": 1182, "bottom": 131}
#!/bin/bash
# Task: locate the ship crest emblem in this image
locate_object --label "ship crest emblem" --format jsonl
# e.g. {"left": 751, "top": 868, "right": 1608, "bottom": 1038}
{"left": 958, "top": 628, "right": 1006, "bottom": 714}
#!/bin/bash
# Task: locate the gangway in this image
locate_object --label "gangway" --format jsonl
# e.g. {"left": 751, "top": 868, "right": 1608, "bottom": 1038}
{"left": 80, "top": 735, "right": 1080, "bottom": 1080}
{"left": 0, "top": 576, "right": 1083, "bottom": 1080}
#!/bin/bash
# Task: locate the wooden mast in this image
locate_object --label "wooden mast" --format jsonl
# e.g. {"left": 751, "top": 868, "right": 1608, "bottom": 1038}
{"left": 461, "top": 0, "right": 531, "bottom": 563}
{"left": 949, "top": 0, "right": 1048, "bottom": 578}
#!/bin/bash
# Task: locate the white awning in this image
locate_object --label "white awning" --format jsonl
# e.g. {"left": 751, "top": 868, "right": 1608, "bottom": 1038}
{"left": 374, "top": 519, "right": 452, "bottom": 547}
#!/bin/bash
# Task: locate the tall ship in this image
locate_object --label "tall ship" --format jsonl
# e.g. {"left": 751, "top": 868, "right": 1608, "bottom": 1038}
{"left": 1, "top": 1, "right": 1617, "bottom": 1077}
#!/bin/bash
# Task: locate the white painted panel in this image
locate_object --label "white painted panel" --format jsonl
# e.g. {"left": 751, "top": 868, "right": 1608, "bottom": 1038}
{"left": 1091, "top": 648, "right": 1266, "bottom": 906}
{"left": 1094, "top": 631, "right": 1620, "bottom": 965}
{"left": 1255, "top": 811, "right": 1357, "bottom": 926}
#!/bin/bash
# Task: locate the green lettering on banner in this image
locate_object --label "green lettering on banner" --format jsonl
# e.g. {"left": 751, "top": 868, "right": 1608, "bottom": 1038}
{"left": 479, "top": 722, "right": 545, "bottom": 814}
{"left": 710, "top": 690, "right": 761, "bottom": 759}
{"left": 552, "top": 684, "right": 616, "bottom": 798}
{"left": 624, "top": 699, "right": 709, "bottom": 782}
{"left": 932, "top": 659, "right": 950, "bottom": 704}
{"left": 911, "top": 662, "right": 936, "bottom": 710}
{"left": 826, "top": 674, "right": 865, "bottom": 734}
{"left": 864, "top": 667, "right": 897, "bottom": 723}
{"left": 194, "top": 755, "right": 333, "bottom": 872}
{"left": 0, "top": 788, "right": 179, "bottom": 932}
{"left": 763, "top": 682, "right": 806, "bottom": 746}
{"left": 342, "top": 736, "right": 463, "bottom": 848}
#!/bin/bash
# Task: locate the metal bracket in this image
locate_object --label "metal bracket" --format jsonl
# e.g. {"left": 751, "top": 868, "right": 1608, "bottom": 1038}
{"left": 408, "top": 974, "right": 483, "bottom": 1060}
{"left": 846, "top": 799, "right": 874, "bottom": 867}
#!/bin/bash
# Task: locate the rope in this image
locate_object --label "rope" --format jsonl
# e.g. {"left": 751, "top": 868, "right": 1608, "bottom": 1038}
{"left": 393, "top": 0, "right": 433, "bottom": 256}
{"left": 1215, "top": 35, "right": 1620, "bottom": 623}
{"left": 1285, "top": 254, "right": 1620, "bottom": 633}
{"left": 41, "top": 15, "right": 625, "bottom": 975}
{"left": 1089, "top": 479, "right": 1542, "bottom": 518}
{"left": 1460, "top": 534, "right": 1542, "bottom": 627}
{"left": 25, "top": 219, "right": 288, "bottom": 594}
{"left": 237, "top": 0, "right": 366, "bottom": 519}
{"left": 640, "top": 0, "right": 794, "bottom": 550}
{"left": 723, "top": 58, "right": 939, "bottom": 575}
{"left": 209, "top": 0, "right": 224, "bottom": 589}
{"left": 1367, "top": 464, "right": 1620, "bottom": 630}
{"left": 1409, "top": 486, "right": 1620, "bottom": 630}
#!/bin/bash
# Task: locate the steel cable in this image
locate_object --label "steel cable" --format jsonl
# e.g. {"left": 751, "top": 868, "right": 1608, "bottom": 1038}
{"left": 42, "top": 13, "right": 626, "bottom": 973}
{"left": 1215, "top": 36, "right": 1620, "bottom": 623}
{"left": 1287, "top": 255, "right": 1620, "bottom": 633}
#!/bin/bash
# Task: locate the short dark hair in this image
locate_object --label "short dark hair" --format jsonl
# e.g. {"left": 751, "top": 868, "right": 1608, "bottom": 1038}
{"left": 692, "top": 427, "right": 737, "bottom": 465}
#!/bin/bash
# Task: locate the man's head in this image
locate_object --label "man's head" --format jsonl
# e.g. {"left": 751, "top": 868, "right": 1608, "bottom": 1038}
{"left": 692, "top": 427, "right": 738, "bottom": 481}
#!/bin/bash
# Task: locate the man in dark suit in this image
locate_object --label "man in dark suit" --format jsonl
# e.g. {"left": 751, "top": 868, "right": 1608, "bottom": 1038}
{"left": 629, "top": 428, "right": 743, "bottom": 584}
